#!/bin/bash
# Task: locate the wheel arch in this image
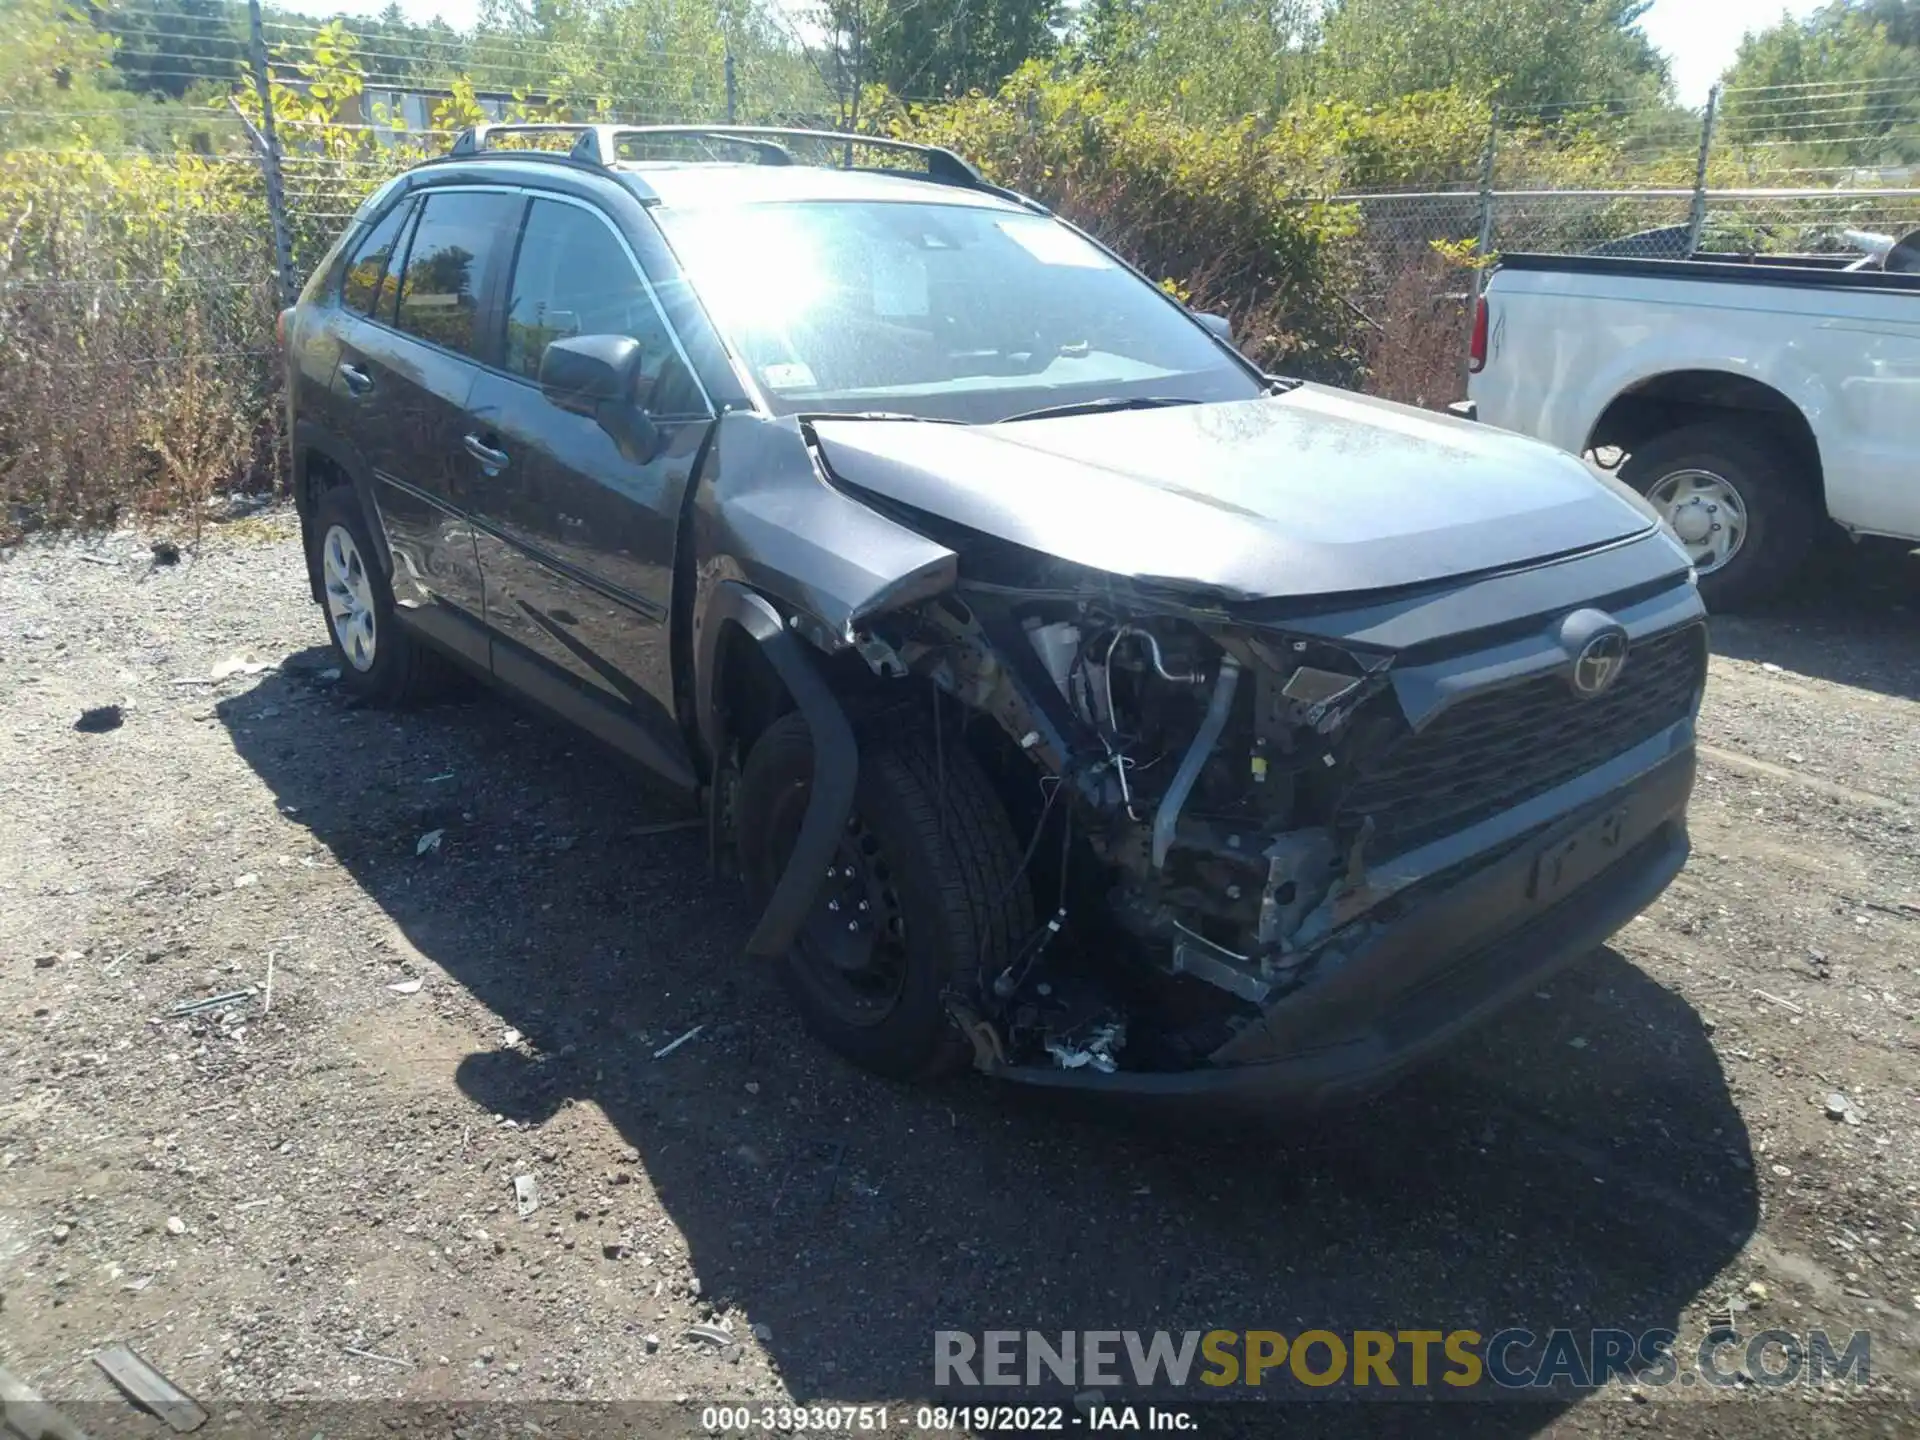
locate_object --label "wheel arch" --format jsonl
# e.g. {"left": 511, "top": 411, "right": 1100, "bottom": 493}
{"left": 1584, "top": 369, "right": 1824, "bottom": 504}
{"left": 292, "top": 421, "right": 392, "bottom": 602}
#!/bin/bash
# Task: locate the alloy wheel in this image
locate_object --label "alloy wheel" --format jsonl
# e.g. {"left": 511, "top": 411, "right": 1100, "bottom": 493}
{"left": 322, "top": 523, "right": 378, "bottom": 672}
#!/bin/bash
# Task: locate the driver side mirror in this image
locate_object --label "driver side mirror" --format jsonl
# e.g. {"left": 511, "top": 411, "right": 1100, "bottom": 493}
{"left": 1193, "top": 310, "right": 1235, "bottom": 346}
{"left": 539, "top": 334, "right": 662, "bottom": 464}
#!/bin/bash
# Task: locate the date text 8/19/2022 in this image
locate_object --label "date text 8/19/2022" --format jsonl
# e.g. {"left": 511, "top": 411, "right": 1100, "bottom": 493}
{"left": 700, "top": 1405, "right": 1199, "bottom": 1432}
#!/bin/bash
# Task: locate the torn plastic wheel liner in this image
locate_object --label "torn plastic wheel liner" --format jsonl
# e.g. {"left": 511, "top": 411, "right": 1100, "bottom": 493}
{"left": 697, "top": 581, "right": 860, "bottom": 959}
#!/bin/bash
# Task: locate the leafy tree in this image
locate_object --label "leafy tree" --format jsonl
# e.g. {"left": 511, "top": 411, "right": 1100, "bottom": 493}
{"left": 1721, "top": 1, "right": 1920, "bottom": 168}
{"left": 1075, "top": 0, "right": 1319, "bottom": 121}
{"left": 792, "top": 0, "right": 1056, "bottom": 122}
{"left": 349, "top": 2, "right": 475, "bottom": 86}
{"left": 863, "top": 0, "right": 1059, "bottom": 98}
{"left": 93, "top": 0, "right": 245, "bottom": 100}
{"left": 471, "top": 0, "right": 743, "bottom": 117}
{"left": 1312, "top": 0, "right": 1669, "bottom": 111}
{"left": 2, "top": 0, "right": 128, "bottom": 144}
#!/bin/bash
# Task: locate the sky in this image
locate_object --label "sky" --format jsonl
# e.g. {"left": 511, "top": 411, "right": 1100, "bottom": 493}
{"left": 321, "top": 0, "right": 1829, "bottom": 109}
{"left": 1640, "top": 0, "right": 1827, "bottom": 106}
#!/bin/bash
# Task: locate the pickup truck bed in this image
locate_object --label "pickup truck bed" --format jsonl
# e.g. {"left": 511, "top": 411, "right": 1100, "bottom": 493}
{"left": 1470, "top": 249, "right": 1920, "bottom": 607}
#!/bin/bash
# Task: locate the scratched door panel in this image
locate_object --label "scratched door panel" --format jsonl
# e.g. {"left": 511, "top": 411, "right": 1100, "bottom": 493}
{"left": 343, "top": 188, "right": 519, "bottom": 635}
{"left": 464, "top": 370, "right": 703, "bottom": 749}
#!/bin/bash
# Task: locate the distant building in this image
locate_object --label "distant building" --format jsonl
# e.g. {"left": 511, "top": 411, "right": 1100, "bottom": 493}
{"left": 277, "top": 80, "right": 551, "bottom": 143}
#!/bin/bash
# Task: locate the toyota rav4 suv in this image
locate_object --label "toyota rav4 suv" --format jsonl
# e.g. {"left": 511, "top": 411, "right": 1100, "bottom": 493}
{"left": 285, "top": 124, "right": 1706, "bottom": 1103}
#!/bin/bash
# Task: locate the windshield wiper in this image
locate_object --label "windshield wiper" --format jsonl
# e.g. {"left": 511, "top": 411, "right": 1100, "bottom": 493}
{"left": 996, "top": 396, "right": 1202, "bottom": 424}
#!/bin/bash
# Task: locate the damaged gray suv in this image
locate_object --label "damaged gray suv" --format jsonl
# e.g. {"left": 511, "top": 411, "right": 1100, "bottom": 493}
{"left": 285, "top": 124, "right": 1706, "bottom": 1102}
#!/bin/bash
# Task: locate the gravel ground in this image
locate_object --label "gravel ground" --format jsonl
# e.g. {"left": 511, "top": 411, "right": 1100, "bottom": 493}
{"left": 1, "top": 512, "right": 1917, "bottom": 1438}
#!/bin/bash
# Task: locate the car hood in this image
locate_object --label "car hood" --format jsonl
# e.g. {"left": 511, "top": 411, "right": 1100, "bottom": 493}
{"left": 809, "top": 385, "right": 1655, "bottom": 600}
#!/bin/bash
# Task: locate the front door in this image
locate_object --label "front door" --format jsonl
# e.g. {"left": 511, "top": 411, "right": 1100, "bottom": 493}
{"left": 463, "top": 194, "right": 715, "bottom": 788}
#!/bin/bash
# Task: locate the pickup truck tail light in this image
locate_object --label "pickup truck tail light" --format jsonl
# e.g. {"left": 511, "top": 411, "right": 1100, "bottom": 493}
{"left": 1468, "top": 295, "right": 1489, "bottom": 373}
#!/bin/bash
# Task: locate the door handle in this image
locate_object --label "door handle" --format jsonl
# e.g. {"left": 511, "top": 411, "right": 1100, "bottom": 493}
{"left": 462, "top": 433, "right": 510, "bottom": 473}
{"left": 339, "top": 362, "right": 374, "bottom": 396}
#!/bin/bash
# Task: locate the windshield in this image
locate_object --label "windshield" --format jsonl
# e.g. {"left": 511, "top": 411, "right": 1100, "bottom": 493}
{"left": 655, "top": 200, "right": 1264, "bottom": 423}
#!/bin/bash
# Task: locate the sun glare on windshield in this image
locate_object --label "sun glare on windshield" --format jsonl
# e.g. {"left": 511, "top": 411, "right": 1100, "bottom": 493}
{"left": 656, "top": 199, "right": 1262, "bottom": 423}
{"left": 669, "top": 206, "right": 831, "bottom": 333}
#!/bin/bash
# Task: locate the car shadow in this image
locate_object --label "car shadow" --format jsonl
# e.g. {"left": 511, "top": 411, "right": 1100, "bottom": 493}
{"left": 219, "top": 649, "right": 1756, "bottom": 1432}
{"left": 1708, "top": 537, "right": 1920, "bottom": 701}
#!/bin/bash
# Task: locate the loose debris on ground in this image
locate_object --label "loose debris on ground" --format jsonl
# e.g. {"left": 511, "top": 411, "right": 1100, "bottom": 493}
{"left": 0, "top": 514, "right": 1916, "bottom": 1437}
{"left": 93, "top": 1342, "right": 207, "bottom": 1432}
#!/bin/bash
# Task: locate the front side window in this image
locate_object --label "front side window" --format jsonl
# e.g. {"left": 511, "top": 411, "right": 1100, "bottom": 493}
{"left": 503, "top": 197, "right": 703, "bottom": 417}
{"left": 393, "top": 190, "right": 518, "bottom": 357}
{"left": 341, "top": 197, "right": 413, "bottom": 317}
{"left": 655, "top": 200, "right": 1261, "bottom": 422}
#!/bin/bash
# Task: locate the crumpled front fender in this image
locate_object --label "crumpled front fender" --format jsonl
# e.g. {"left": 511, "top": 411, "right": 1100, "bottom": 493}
{"left": 692, "top": 413, "right": 957, "bottom": 648}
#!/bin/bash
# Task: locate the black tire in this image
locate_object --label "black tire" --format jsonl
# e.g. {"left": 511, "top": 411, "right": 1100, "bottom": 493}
{"left": 735, "top": 710, "right": 1034, "bottom": 1082}
{"left": 309, "top": 485, "right": 449, "bottom": 706}
{"left": 1619, "top": 422, "right": 1818, "bottom": 611}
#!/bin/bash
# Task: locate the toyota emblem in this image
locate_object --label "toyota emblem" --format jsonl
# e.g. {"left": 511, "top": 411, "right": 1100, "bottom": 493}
{"left": 1571, "top": 630, "right": 1629, "bottom": 698}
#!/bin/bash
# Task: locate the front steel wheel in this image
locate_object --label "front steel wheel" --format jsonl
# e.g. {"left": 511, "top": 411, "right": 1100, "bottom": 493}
{"left": 734, "top": 710, "right": 1032, "bottom": 1082}
{"left": 1643, "top": 466, "right": 1748, "bottom": 576}
{"left": 790, "top": 811, "right": 912, "bottom": 1028}
{"left": 1620, "top": 423, "right": 1817, "bottom": 611}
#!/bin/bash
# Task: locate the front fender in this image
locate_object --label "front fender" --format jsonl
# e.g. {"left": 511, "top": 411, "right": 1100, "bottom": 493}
{"left": 695, "top": 581, "right": 859, "bottom": 959}
{"left": 685, "top": 413, "right": 958, "bottom": 957}
{"left": 690, "top": 413, "right": 956, "bottom": 646}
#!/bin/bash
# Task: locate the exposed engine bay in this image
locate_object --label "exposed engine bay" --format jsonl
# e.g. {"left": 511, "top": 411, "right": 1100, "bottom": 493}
{"left": 853, "top": 577, "right": 1407, "bottom": 1077}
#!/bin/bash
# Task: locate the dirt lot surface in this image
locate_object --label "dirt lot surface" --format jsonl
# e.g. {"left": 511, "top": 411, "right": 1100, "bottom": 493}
{"left": 2, "top": 513, "right": 1917, "bottom": 1439}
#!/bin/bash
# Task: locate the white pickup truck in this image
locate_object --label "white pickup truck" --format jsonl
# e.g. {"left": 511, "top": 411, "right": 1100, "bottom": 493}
{"left": 1468, "top": 247, "right": 1920, "bottom": 607}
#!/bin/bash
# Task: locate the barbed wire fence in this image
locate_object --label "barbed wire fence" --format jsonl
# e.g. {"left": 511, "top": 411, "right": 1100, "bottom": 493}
{"left": 3, "top": 3, "right": 1917, "bottom": 531}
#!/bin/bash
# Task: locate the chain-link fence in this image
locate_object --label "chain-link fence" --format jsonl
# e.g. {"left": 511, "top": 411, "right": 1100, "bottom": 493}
{"left": 1327, "top": 75, "right": 1919, "bottom": 406}
{"left": 1343, "top": 185, "right": 1920, "bottom": 267}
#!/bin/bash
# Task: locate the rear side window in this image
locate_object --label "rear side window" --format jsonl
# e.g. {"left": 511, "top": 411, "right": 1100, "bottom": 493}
{"left": 393, "top": 191, "right": 518, "bottom": 356}
{"left": 341, "top": 197, "right": 413, "bottom": 316}
{"left": 503, "top": 197, "right": 705, "bottom": 416}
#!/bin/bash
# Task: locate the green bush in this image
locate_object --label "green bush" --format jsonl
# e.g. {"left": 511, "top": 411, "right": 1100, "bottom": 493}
{"left": 1284, "top": 89, "right": 1493, "bottom": 192}
{"left": 0, "top": 150, "right": 281, "bottom": 536}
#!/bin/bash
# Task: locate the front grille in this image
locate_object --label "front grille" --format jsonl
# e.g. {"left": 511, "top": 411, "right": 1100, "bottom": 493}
{"left": 1336, "top": 623, "right": 1705, "bottom": 858}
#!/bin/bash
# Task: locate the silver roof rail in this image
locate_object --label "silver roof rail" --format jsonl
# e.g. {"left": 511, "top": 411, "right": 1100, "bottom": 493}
{"left": 442, "top": 120, "right": 1037, "bottom": 207}
{"left": 569, "top": 124, "right": 986, "bottom": 188}
{"left": 447, "top": 122, "right": 599, "bottom": 157}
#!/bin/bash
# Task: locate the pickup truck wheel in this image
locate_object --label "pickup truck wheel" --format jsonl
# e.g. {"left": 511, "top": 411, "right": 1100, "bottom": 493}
{"left": 1621, "top": 424, "right": 1816, "bottom": 610}
{"left": 310, "top": 486, "right": 449, "bottom": 706}
{"left": 735, "top": 710, "right": 1033, "bottom": 1083}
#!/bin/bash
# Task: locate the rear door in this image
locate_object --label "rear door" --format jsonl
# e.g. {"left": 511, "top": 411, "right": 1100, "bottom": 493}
{"left": 335, "top": 186, "right": 520, "bottom": 665}
{"left": 290, "top": 186, "right": 412, "bottom": 487}
{"left": 463, "top": 193, "right": 715, "bottom": 788}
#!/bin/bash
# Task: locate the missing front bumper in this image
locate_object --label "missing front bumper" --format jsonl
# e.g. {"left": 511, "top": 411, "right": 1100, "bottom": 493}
{"left": 985, "top": 741, "right": 1696, "bottom": 1107}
